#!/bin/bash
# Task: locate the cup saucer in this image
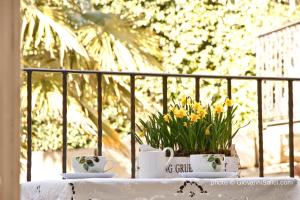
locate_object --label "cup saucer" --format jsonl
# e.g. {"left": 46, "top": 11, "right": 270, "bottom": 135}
{"left": 61, "top": 172, "right": 115, "bottom": 179}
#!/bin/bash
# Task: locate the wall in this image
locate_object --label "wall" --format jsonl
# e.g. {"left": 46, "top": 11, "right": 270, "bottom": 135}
{"left": 0, "top": 0, "right": 20, "bottom": 199}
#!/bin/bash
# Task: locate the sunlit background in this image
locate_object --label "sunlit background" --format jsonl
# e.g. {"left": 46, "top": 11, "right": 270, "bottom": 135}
{"left": 20, "top": 0, "right": 300, "bottom": 181}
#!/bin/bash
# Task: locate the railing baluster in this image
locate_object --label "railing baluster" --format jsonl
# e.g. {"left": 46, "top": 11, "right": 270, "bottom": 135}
{"left": 162, "top": 76, "right": 168, "bottom": 114}
{"left": 227, "top": 78, "right": 232, "bottom": 147}
{"left": 227, "top": 78, "right": 232, "bottom": 99}
{"left": 257, "top": 79, "right": 264, "bottom": 177}
{"left": 97, "top": 73, "right": 103, "bottom": 156}
{"left": 288, "top": 80, "right": 294, "bottom": 177}
{"left": 26, "top": 71, "right": 32, "bottom": 182}
{"left": 195, "top": 77, "right": 200, "bottom": 102}
{"left": 130, "top": 75, "right": 136, "bottom": 178}
{"left": 62, "top": 72, "right": 68, "bottom": 173}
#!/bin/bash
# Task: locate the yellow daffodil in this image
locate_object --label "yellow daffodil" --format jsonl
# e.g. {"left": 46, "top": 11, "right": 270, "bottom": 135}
{"left": 214, "top": 104, "right": 224, "bottom": 114}
{"left": 225, "top": 98, "right": 234, "bottom": 107}
{"left": 183, "top": 122, "right": 188, "bottom": 127}
{"left": 180, "top": 96, "right": 187, "bottom": 106}
{"left": 193, "top": 102, "right": 203, "bottom": 111}
{"left": 174, "top": 108, "right": 187, "bottom": 118}
{"left": 187, "top": 98, "right": 192, "bottom": 106}
{"left": 163, "top": 114, "right": 170, "bottom": 123}
{"left": 190, "top": 113, "right": 200, "bottom": 122}
{"left": 169, "top": 106, "right": 175, "bottom": 113}
{"left": 205, "top": 124, "right": 212, "bottom": 136}
{"left": 197, "top": 108, "right": 207, "bottom": 118}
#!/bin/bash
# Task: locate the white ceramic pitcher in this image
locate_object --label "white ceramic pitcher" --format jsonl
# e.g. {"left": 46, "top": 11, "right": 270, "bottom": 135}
{"left": 139, "top": 147, "right": 174, "bottom": 178}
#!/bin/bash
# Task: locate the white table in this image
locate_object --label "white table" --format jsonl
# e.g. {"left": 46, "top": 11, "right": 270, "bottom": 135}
{"left": 21, "top": 177, "right": 300, "bottom": 200}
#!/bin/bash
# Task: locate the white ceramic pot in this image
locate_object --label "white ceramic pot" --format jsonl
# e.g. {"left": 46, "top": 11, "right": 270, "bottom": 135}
{"left": 190, "top": 154, "right": 225, "bottom": 172}
{"left": 138, "top": 147, "right": 174, "bottom": 178}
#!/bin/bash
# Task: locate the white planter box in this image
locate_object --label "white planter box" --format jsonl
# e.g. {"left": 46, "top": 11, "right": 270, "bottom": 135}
{"left": 165, "top": 157, "right": 192, "bottom": 178}
{"left": 137, "top": 155, "right": 240, "bottom": 178}
{"left": 165, "top": 156, "right": 240, "bottom": 178}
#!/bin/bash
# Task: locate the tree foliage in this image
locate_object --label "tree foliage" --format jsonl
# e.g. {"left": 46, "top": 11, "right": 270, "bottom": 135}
{"left": 21, "top": 0, "right": 162, "bottom": 158}
{"left": 21, "top": 0, "right": 300, "bottom": 159}
{"left": 94, "top": 0, "right": 300, "bottom": 126}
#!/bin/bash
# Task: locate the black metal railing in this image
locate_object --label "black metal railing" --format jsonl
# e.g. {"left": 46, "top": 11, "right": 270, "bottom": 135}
{"left": 23, "top": 68, "right": 300, "bottom": 181}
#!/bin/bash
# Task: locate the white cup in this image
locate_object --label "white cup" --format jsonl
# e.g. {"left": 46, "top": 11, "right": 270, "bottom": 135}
{"left": 139, "top": 147, "right": 174, "bottom": 178}
{"left": 72, "top": 156, "right": 114, "bottom": 173}
{"left": 190, "top": 154, "right": 225, "bottom": 172}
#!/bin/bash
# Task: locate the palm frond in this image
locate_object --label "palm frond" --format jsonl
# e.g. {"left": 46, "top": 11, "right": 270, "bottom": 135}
{"left": 21, "top": 4, "right": 89, "bottom": 66}
{"left": 21, "top": 0, "right": 162, "bottom": 157}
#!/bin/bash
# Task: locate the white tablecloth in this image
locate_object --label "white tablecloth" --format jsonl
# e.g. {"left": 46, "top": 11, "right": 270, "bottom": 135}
{"left": 21, "top": 177, "right": 300, "bottom": 200}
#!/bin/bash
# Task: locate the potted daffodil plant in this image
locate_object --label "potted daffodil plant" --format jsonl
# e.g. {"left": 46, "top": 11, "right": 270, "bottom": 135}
{"left": 136, "top": 97, "right": 247, "bottom": 177}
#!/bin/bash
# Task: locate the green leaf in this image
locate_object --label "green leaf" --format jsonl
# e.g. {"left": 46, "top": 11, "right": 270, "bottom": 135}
{"left": 86, "top": 159, "right": 94, "bottom": 167}
{"left": 93, "top": 157, "right": 99, "bottom": 162}
{"left": 207, "top": 155, "right": 215, "bottom": 162}
{"left": 215, "top": 158, "right": 221, "bottom": 165}
{"left": 212, "top": 162, "right": 217, "bottom": 170}
{"left": 83, "top": 163, "right": 89, "bottom": 171}
{"left": 79, "top": 157, "right": 86, "bottom": 164}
